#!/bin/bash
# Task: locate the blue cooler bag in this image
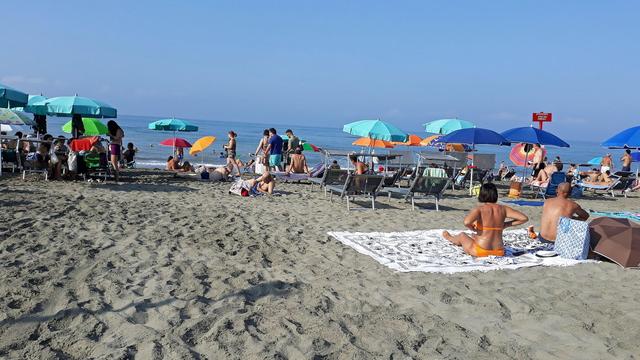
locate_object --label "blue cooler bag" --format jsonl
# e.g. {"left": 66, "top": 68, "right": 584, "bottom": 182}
{"left": 554, "top": 217, "right": 590, "bottom": 260}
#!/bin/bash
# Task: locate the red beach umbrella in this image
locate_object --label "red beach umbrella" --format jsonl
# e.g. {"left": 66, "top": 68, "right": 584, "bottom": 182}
{"left": 160, "top": 137, "right": 192, "bottom": 148}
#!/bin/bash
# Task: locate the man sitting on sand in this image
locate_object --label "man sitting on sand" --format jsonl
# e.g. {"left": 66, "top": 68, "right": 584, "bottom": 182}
{"left": 528, "top": 183, "right": 589, "bottom": 243}
{"left": 246, "top": 171, "right": 275, "bottom": 194}
{"left": 442, "top": 183, "right": 529, "bottom": 257}
{"left": 286, "top": 147, "right": 310, "bottom": 175}
{"left": 349, "top": 154, "right": 367, "bottom": 175}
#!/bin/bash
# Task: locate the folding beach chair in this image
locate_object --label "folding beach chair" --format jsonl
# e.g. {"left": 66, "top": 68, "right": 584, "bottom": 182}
{"left": 383, "top": 174, "right": 450, "bottom": 211}
{"left": 326, "top": 173, "right": 385, "bottom": 210}
{"left": 83, "top": 153, "right": 111, "bottom": 181}
{"left": 535, "top": 172, "right": 567, "bottom": 199}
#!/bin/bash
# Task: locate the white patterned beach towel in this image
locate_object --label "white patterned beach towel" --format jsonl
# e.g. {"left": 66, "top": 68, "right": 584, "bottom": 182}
{"left": 327, "top": 229, "right": 592, "bottom": 273}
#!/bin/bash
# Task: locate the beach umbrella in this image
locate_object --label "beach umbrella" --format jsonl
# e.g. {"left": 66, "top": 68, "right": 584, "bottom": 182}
{"left": 0, "top": 108, "right": 35, "bottom": 126}
{"left": 20, "top": 94, "right": 49, "bottom": 116}
{"left": 590, "top": 217, "right": 640, "bottom": 268}
{"left": 587, "top": 157, "right": 603, "bottom": 166}
{"left": 421, "top": 134, "right": 471, "bottom": 152}
{"left": 424, "top": 118, "right": 474, "bottom": 135}
{"left": 62, "top": 118, "right": 108, "bottom": 136}
{"left": 393, "top": 134, "right": 422, "bottom": 146}
{"left": 160, "top": 137, "right": 192, "bottom": 148}
{"left": 0, "top": 124, "right": 24, "bottom": 133}
{"left": 0, "top": 83, "right": 28, "bottom": 108}
{"left": 509, "top": 143, "right": 548, "bottom": 167}
{"left": 149, "top": 118, "right": 198, "bottom": 153}
{"left": 420, "top": 135, "right": 442, "bottom": 146}
{"left": 343, "top": 119, "right": 408, "bottom": 142}
{"left": 38, "top": 95, "right": 117, "bottom": 118}
{"left": 501, "top": 126, "right": 570, "bottom": 148}
{"left": 439, "top": 128, "right": 510, "bottom": 194}
{"left": 301, "top": 142, "right": 321, "bottom": 152}
{"left": 352, "top": 137, "right": 395, "bottom": 148}
{"left": 631, "top": 152, "right": 640, "bottom": 162}
{"left": 189, "top": 135, "right": 216, "bottom": 165}
{"left": 602, "top": 126, "right": 640, "bottom": 149}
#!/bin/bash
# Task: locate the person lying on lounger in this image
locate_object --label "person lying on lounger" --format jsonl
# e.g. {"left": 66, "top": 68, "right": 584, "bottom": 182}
{"left": 582, "top": 170, "right": 613, "bottom": 185}
{"left": 527, "top": 183, "right": 589, "bottom": 243}
{"left": 285, "top": 148, "right": 310, "bottom": 175}
{"left": 246, "top": 171, "right": 275, "bottom": 195}
{"left": 442, "top": 183, "right": 529, "bottom": 257}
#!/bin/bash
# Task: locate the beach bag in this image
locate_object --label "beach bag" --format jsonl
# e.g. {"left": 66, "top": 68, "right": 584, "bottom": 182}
{"left": 200, "top": 171, "right": 209, "bottom": 180}
{"left": 68, "top": 151, "right": 78, "bottom": 172}
{"left": 229, "top": 179, "right": 250, "bottom": 197}
{"left": 554, "top": 217, "right": 590, "bottom": 260}
{"left": 508, "top": 181, "right": 522, "bottom": 198}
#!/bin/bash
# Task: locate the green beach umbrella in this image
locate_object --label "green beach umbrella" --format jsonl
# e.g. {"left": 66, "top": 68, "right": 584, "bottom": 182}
{"left": 424, "top": 118, "right": 474, "bottom": 135}
{"left": 62, "top": 118, "right": 108, "bottom": 135}
{"left": 343, "top": 119, "right": 408, "bottom": 142}
{"left": 0, "top": 83, "right": 29, "bottom": 108}
{"left": 0, "top": 108, "right": 36, "bottom": 126}
{"left": 40, "top": 95, "right": 117, "bottom": 118}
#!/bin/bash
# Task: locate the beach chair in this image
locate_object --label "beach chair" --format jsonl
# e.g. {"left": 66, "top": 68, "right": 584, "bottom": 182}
{"left": 535, "top": 172, "right": 567, "bottom": 199}
{"left": 577, "top": 175, "right": 621, "bottom": 197}
{"left": 83, "top": 153, "right": 111, "bottom": 181}
{"left": 312, "top": 168, "right": 349, "bottom": 195}
{"left": 1, "top": 149, "right": 20, "bottom": 173}
{"left": 326, "top": 173, "right": 384, "bottom": 210}
{"left": 383, "top": 174, "right": 450, "bottom": 211}
{"left": 613, "top": 171, "right": 636, "bottom": 197}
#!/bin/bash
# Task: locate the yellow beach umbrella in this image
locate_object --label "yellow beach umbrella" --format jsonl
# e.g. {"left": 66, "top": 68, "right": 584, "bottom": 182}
{"left": 189, "top": 136, "right": 216, "bottom": 156}
{"left": 353, "top": 137, "right": 395, "bottom": 148}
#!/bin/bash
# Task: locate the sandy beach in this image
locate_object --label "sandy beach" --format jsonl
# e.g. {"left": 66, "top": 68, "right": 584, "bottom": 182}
{"left": 1, "top": 170, "right": 640, "bottom": 359}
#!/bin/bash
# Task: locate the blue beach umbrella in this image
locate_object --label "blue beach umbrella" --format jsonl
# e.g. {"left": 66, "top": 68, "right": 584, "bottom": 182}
{"left": 602, "top": 126, "right": 640, "bottom": 149}
{"left": 33, "top": 95, "right": 117, "bottom": 118}
{"left": 632, "top": 152, "right": 640, "bottom": 162}
{"left": 501, "top": 126, "right": 570, "bottom": 148}
{"left": 424, "top": 118, "right": 474, "bottom": 135}
{"left": 343, "top": 119, "right": 408, "bottom": 142}
{"left": 0, "top": 83, "right": 29, "bottom": 108}
{"left": 587, "top": 157, "right": 603, "bottom": 166}
{"left": 439, "top": 128, "right": 510, "bottom": 194}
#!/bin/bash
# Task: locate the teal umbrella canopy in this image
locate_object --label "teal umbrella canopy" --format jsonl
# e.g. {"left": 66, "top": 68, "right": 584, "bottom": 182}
{"left": 0, "top": 83, "right": 29, "bottom": 108}
{"left": 37, "top": 96, "right": 117, "bottom": 118}
{"left": 21, "top": 95, "right": 49, "bottom": 115}
{"left": 148, "top": 118, "right": 198, "bottom": 132}
{"left": 424, "top": 118, "right": 474, "bottom": 135}
{"left": 343, "top": 119, "right": 407, "bottom": 142}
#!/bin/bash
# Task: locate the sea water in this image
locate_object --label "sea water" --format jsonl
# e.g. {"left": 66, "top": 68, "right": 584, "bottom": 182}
{"left": 38, "top": 115, "right": 633, "bottom": 172}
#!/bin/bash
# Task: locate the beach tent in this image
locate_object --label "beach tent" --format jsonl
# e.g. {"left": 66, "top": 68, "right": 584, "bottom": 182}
{"left": 590, "top": 217, "right": 640, "bottom": 268}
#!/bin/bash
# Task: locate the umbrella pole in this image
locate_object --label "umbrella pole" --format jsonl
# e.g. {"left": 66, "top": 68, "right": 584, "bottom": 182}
{"left": 468, "top": 144, "right": 475, "bottom": 195}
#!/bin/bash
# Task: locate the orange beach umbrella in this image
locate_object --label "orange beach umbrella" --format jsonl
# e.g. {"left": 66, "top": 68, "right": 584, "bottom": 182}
{"left": 353, "top": 137, "right": 395, "bottom": 148}
{"left": 189, "top": 136, "right": 216, "bottom": 156}
{"left": 393, "top": 134, "right": 423, "bottom": 146}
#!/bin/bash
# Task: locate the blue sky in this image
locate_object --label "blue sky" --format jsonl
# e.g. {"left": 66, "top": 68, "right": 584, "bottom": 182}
{"left": 2, "top": 1, "right": 638, "bottom": 140}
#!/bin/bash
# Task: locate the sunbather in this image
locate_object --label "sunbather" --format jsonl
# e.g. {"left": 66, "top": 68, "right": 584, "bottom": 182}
{"left": 166, "top": 156, "right": 180, "bottom": 170}
{"left": 286, "top": 148, "right": 310, "bottom": 175}
{"left": 349, "top": 154, "right": 367, "bottom": 175}
{"left": 246, "top": 171, "right": 275, "bottom": 194}
{"left": 583, "top": 170, "right": 613, "bottom": 185}
{"left": 442, "top": 183, "right": 529, "bottom": 257}
{"left": 181, "top": 161, "right": 194, "bottom": 172}
{"left": 208, "top": 165, "right": 232, "bottom": 182}
{"left": 527, "top": 183, "right": 589, "bottom": 242}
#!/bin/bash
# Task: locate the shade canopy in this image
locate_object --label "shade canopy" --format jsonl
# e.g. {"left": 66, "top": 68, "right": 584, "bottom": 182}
{"left": 509, "top": 143, "right": 547, "bottom": 166}
{"left": 352, "top": 137, "right": 395, "bottom": 148}
{"left": 160, "top": 137, "right": 192, "bottom": 148}
{"left": 501, "top": 126, "right": 570, "bottom": 147}
{"left": 424, "top": 118, "right": 474, "bottom": 135}
{"left": 189, "top": 136, "right": 216, "bottom": 155}
{"left": 438, "top": 127, "right": 509, "bottom": 146}
{"left": 590, "top": 217, "right": 640, "bottom": 268}
{"left": 31, "top": 96, "right": 117, "bottom": 118}
{"left": 62, "top": 118, "right": 108, "bottom": 135}
{"left": 0, "top": 108, "right": 36, "bottom": 126}
{"left": 0, "top": 83, "right": 28, "bottom": 108}
{"left": 343, "top": 119, "right": 407, "bottom": 142}
{"left": 601, "top": 126, "right": 640, "bottom": 149}
{"left": 148, "top": 118, "right": 198, "bottom": 132}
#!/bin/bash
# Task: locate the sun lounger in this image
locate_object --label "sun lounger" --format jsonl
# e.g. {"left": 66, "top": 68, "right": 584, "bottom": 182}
{"left": 82, "top": 153, "right": 111, "bottom": 181}
{"left": 1, "top": 149, "right": 19, "bottom": 173}
{"left": 325, "top": 173, "right": 384, "bottom": 210}
{"left": 311, "top": 168, "right": 349, "bottom": 195}
{"left": 577, "top": 175, "right": 621, "bottom": 196}
{"left": 383, "top": 174, "right": 450, "bottom": 211}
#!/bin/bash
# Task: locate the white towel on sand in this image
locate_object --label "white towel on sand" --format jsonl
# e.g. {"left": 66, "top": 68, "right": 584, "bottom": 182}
{"left": 327, "top": 229, "right": 592, "bottom": 273}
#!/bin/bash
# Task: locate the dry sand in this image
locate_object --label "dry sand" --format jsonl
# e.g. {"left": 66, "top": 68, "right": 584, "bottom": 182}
{"left": 1, "top": 170, "right": 639, "bottom": 359}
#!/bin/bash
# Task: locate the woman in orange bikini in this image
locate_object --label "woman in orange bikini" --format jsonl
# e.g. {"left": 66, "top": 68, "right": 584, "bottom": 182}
{"left": 442, "top": 183, "right": 529, "bottom": 257}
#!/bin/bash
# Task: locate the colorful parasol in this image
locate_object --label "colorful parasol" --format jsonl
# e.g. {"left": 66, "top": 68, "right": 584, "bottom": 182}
{"left": 189, "top": 136, "right": 216, "bottom": 156}
{"left": 352, "top": 137, "right": 395, "bottom": 148}
{"left": 509, "top": 143, "right": 547, "bottom": 166}
{"left": 160, "top": 137, "right": 192, "bottom": 148}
